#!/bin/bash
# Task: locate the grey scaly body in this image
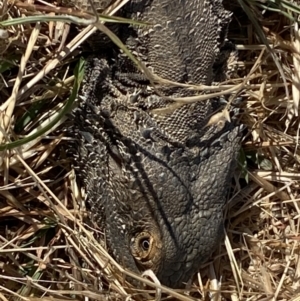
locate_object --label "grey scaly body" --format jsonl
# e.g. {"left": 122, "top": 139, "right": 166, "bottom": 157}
{"left": 68, "top": 0, "right": 242, "bottom": 288}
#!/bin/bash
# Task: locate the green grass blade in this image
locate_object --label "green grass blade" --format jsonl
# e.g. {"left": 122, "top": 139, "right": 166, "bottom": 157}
{"left": 0, "top": 14, "right": 148, "bottom": 27}
{"left": 0, "top": 58, "right": 85, "bottom": 151}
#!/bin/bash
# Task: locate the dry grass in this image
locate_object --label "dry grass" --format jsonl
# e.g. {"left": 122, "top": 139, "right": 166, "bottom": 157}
{"left": 0, "top": 0, "right": 300, "bottom": 300}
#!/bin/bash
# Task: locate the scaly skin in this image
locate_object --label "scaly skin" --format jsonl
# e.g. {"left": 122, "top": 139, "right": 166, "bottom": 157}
{"left": 68, "top": 0, "right": 241, "bottom": 288}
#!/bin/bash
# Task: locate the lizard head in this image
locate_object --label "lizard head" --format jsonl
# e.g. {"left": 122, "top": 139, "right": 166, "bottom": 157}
{"left": 98, "top": 119, "right": 242, "bottom": 288}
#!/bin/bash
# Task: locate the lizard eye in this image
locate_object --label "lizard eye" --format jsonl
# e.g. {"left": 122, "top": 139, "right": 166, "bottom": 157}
{"left": 130, "top": 232, "right": 153, "bottom": 261}
{"left": 140, "top": 237, "right": 150, "bottom": 250}
{"left": 130, "top": 230, "right": 162, "bottom": 270}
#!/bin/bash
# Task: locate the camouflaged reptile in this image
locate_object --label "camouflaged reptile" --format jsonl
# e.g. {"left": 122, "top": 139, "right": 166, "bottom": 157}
{"left": 67, "top": 0, "right": 241, "bottom": 288}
